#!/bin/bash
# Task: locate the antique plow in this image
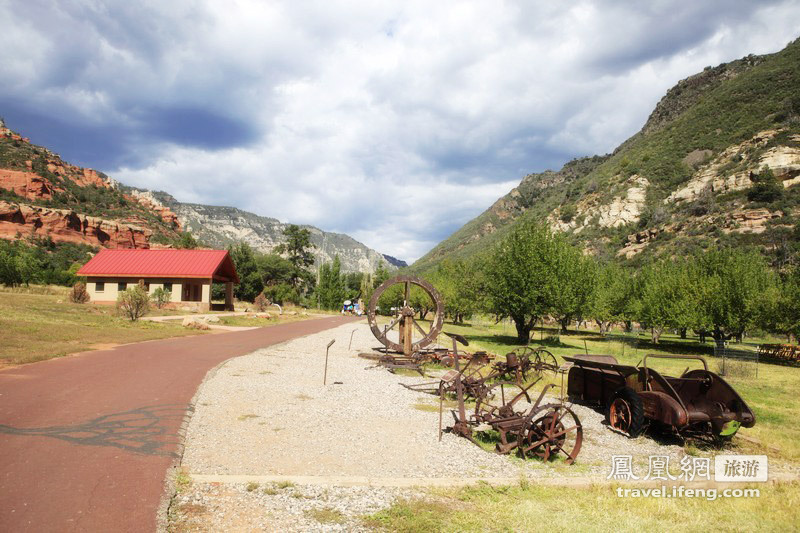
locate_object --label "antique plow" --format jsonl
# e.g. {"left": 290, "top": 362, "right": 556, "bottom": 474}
{"left": 441, "top": 333, "right": 583, "bottom": 464}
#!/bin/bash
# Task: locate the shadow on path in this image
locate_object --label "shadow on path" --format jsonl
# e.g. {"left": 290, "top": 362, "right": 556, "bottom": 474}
{"left": 0, "top": 405, "right": 191, "bottom": 457}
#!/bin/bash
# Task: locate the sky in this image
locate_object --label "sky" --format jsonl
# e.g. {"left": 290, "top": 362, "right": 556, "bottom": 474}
{"left": 1, "top": 1, "right": 800, "bottom": 262}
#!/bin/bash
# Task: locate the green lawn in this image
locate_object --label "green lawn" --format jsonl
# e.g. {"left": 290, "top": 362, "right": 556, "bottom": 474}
{"left": 0, "top": 287, "right": 206, "bottom": 366}
{"left": 366, "top": 481, "right": 800, "bottom": 532}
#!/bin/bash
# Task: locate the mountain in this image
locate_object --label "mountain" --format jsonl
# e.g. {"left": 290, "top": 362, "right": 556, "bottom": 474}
{"left": 0, "top": 120, "right": 182, "bottom": 248}
{"left": 0, "top": 120, "right": 405, "bottom": 273}
{"left": 414, "top": 38, "right": 800, "bottom": 272}
{"left": 132, "top": 189, "right": 407, "bottom": 272}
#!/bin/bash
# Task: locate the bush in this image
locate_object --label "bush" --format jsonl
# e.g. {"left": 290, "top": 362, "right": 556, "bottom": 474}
{"left": 151, "top": 287, "right": 171, "bottom": 309}
{"left": 254, "top": 292, "right": 269, "bottom": 311}
{"left": 747, "top": 166, "right": 784, "bottom": 203}
{"left": 69, "top": 281, "right": 90, "bottom": 303}
{"left": 117, "top": 285, "right": 150, "bottom": 321}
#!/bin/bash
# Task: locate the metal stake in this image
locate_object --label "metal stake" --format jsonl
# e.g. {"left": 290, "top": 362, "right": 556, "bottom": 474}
{"left": 348, "top": 329, "right": 357, "bottom": 350}
{"left": 323, "top": 339, "right": 335, "bottom": 385}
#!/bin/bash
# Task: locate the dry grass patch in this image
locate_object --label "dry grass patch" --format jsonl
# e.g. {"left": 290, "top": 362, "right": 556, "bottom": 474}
{"left": 0, "top": 289, "right": 204, "bottom": 366}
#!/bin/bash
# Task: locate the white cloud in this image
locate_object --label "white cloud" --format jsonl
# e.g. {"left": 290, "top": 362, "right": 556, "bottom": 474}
{"left": 2, "top": 1, "right": 800, "bottom": 261}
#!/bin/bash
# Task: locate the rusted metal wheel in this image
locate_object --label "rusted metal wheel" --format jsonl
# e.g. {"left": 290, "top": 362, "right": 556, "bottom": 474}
{"left": 607, "top": 387, "right": 644, "bottom": 438}
{"left": 474, "top": 382, "right": 530, "bottom": 424}
{"left": 532, "top": 349, "right": 559, "bottom": 377}
{"left": 367, "top": 275, "right": 444, "bottom": 354}
{"left": 518, "top": 404, "right": 583, "bottom": 464}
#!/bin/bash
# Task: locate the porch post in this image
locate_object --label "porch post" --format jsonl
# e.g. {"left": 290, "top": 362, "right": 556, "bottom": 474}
{"left": 225, "top": 282, "right": 234, "bottom": 311}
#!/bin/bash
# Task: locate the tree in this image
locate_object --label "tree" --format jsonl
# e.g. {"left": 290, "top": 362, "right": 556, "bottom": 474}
{"left": 693, "top": 248, "right": 773, "bottom": 343}
{"left": 483, "top": 221, "right": 560, "bottom": 342}
{"left": 693, "top": 248, "right": 774, "bottom": 342}
{"left": 275, "top": 225, "right": 315, "bottom": 292}
{"left": 548, "top": 245, "right": 597, "bottom": 332}
{"left": 634, "top": 259, "right": 698, "bottom": 344}
{"left": 590, "top": 262, "right": 631, "bottom": 335}
{"left": 317, "top": 255, "right": 346, "bottom": 310}
{"left": 175, "top": 232, "right": 200, "bottom": 249}
{"left": 228, "top": 242, "right": 262, "bottom": 302}
{"left": 433, "top": 260, "right": 481, "bottom": 324}
{"left": 767, "top": 267, "right": 800, "bottom": 342}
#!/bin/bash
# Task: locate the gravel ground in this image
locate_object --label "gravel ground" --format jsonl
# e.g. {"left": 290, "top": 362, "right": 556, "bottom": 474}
{"left": 171, "top": 322, "right": 691, "bottom": 530}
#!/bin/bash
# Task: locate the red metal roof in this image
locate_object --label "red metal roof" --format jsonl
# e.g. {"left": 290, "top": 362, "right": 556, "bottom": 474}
{"left": 77, "top": 249, "right": 239, "bottom": 283}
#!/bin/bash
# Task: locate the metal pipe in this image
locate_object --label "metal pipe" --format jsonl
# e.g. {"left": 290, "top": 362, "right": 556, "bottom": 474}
{"left": 323, "top": 339, "right": 335, "bottom": 385}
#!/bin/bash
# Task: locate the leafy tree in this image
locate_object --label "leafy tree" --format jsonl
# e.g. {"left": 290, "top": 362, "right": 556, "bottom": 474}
{"left": 317, "top": 255, "right": 346, "bottom": 310}
{"left": 634, "top": 259, "right": 698, "bottom": 343}
{"left": 432, "top": 260, "right": 481, "bottom": 324}
{"left": 275, "top": 224, "right": 315, "bottom": 292}
{"left": 590, "top": 262, "right": 631, "bottom": 335}
{"left": 483, "top": 221, "right": 560, "bottom": 342}
{"left": 693, "top": 248, "right": 773, "bottom": 343}
{"left": 768, "top": 267, "right": 800, "bottom": 342}
{"left": 175, "top": 232, "right": 200, "bottom": 249}
{"left": 548, "top": 245, "right": 597, "bottom": 332}
{"left": 228, "top": 242, "right": 262, "bottom": 301}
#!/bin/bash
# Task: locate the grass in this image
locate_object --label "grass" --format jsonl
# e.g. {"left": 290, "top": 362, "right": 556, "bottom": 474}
{"left": 365, "top": 481, "right": 800, "bottom": 532}
{"left": 0, "top": 287, "right": 205, "bottom": 366}
{"left": 306, "top": 507, "right": 346, "bottom": 525}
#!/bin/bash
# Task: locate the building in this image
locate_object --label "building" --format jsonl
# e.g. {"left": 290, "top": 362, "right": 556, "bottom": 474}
{"left": 76, "top": 249, "right": 239, "bottom": 311}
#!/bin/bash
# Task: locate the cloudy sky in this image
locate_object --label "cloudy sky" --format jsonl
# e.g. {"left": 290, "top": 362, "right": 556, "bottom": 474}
{"left": 2, "top": 1, "right": 799, "bottom": 261}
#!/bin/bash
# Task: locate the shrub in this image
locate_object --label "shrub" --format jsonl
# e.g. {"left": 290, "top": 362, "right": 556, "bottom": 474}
{"left": 747, "top": 166, "right": 784, "bottom": 203}
{"left": 254, "top": 292, "right": 269, "bottom": 311}
{"left": 69, "top": 281, "right": 90, "bottom": 303}
{"left": 117, "top": 285, "right": 150, "bottom": 321}
{"left": 151, "top": 287, "right": 171, "bottom": 309}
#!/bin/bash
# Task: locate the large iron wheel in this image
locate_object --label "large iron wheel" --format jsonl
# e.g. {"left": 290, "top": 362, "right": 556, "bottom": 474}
{"left": 367, "top": 275, "right": 444, "bottom": 354}
{"left": 518, "top": 404, "right": 583, "bottom": 464}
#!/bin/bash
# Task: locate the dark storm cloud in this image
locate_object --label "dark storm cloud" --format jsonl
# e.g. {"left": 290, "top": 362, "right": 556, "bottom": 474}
{"left": 1, "top": 1, "right": 799, "bottom": 261}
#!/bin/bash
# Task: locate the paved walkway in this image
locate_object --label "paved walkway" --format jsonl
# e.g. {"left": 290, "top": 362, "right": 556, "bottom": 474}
{"left": 0, "top": 315, "right": 361, "bottom": 532}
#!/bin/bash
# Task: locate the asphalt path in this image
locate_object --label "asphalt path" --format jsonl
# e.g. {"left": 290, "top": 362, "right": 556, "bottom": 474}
{"left": 0, "top": 314, "right": 361, "bottom": 532}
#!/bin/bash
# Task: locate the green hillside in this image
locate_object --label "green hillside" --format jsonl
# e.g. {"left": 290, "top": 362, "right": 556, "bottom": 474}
{"left": 414, "top": 37, "right": 800, "bottom": 272}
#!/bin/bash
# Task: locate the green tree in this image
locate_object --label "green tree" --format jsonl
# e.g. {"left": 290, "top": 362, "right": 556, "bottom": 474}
{"left": 590, "top": 262, "right": 631, "bottom": 335}
{"left": 483, "top": 221, "right": 560, "bottom": 343}
{"left": 747, "top": 166, "right": 784, "bottom": 203}
{"left": 275, "top": 225, "right": 316, "bottom": 293}
{"left": 317, "top": 256, "right": 346, "bottom": 310}
{"left": 694, "top": 248, "right": 774, "bottom": 342}
{"left": 433, "top": 260, "right": 481, "bottom": 324}
{"left": 634, "top": 259, "right": 698, "bottom": 344}
{"left": 548, "top": 245, "right": 597, "bottom": 332}
{"left": 228, "top": 242, "right": 262, "bottom": 301}
{"left": 175, "top": 232, "right": 200, "bottom": 249}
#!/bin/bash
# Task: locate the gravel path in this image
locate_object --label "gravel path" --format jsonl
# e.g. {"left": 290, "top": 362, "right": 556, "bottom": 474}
{"left": 171, "top": 322, "right": 691, "bottom": 530}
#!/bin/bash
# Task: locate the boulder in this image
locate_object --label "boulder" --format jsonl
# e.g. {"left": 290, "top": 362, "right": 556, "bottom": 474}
{"left": 182, "top": 317, "right": 210, "bottom": 330}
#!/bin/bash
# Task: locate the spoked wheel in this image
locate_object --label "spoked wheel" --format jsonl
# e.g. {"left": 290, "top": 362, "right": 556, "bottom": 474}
{"left": 606, "top": 387, "right": 644, "bottom": 438}
{"left": 518, "top": 404, "right": 583, "bottom": 464}
{"left": 474, "top": 382, "right": 531, "bottom": 424}
{"left": 367, "top": 275, "right": 444, "bottom": 355}
{"left": 532, "top": 349, "right": 559, "bottom": 378}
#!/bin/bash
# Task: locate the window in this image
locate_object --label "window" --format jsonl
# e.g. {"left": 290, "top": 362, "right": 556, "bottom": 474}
{"left": 118, "top": 282, "right": 127, "bottom": 292}
{"left": 96, "top": 282, "right": 105, "bottom": 292}
{"left": 163, "top": 282, "right": 173, "bottom": 292}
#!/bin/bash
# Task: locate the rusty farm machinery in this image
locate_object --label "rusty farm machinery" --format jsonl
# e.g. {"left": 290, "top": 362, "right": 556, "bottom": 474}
{"left": 360, "top": 274, "right": 583, "bottom": 464}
